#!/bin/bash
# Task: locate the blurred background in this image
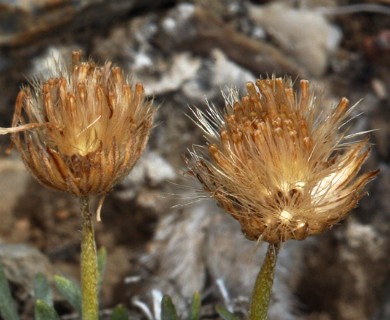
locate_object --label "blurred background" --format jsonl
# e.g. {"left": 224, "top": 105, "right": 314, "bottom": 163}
{"left": 0, "top": 0, "right": 389, "bottom": 319}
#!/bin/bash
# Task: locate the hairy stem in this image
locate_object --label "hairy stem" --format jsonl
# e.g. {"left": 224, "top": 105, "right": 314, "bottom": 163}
{"left": 80, "top": 196, "right": 99, "bottom": 320}
{"left": 249, "top": 243, "right": 281, "bottom": 320}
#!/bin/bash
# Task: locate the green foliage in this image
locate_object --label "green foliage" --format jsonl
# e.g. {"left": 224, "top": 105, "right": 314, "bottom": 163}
{"left": 0, "top": 248, "right": 115, "bottom": 320}
{"left": 110, "top": 304, "right": 129, "bottom": 320}
{"left": 35, "top": 300, "right": 60, "bottom": 320}
{"left": 34, "top": 273, "right": 53, "bottom": 306}
{"left": 0, "top": 247, "right": 105, "bottom": 319}
{"left": 160, "top": 292, "right": 202, "bottom": 320}
{"left": 34, "top": 273, "right": 60, "bottom": 320}
{"left": 0, "top": 263, "right": 19, "bottom": 320}
{"left": 161, "top": 295, "right": 179, "bottom": 320}
{"left": 1, "top": 253, "right": 213, "bottom": 320}
{"left": 189, "top": 292, "right": 201, "bottom": 320}
{"left": 54, "top": 275, "right": 82, "bottom": 314}
{"left": 52, "top": 247, "right": 105, "bottom": 317}
{"left": 216, "top": 306, "right": 239, "bottom": 320}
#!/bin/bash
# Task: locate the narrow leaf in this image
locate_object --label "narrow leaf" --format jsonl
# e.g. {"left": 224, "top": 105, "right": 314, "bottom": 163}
{"left": 215, "top": 306, "right": 239, "bottom": 320}
{"left": 0, "top": 264, "right": 19, "bottom": 320}
{"left": 34, "top": 273, "right": 53, "bottom": 306}
{"left": 35, "top": 300, "right": 60, "bottom": 320}
{"left": 189, "top": 292, "right": 201, "bottom": 320}
{"left": 54, "top": 275, "right": 82, "bottom": 314}
{"left": 161, "top": 295, "right": 179, "bottom": 320}
{"left": 97, "top": 247, "right": 107, "bottom": 293}
{"left": 110, "top": 304, "right": 128, "bottom": 320}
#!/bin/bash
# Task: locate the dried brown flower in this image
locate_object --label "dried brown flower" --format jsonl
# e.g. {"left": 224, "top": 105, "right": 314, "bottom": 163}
{"left": 187, "top": 77, "right": 378, "bottom": 244}
{"left": 11, "top": 51, "right": 154, "bottom": 202}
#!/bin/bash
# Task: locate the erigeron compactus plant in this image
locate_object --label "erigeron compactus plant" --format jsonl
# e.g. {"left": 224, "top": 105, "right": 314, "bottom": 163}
{"left": 0, "top": 51, "right": 155, "bottom": 320}
{"left": 186, "top": 77, "right": 378, "bottom": 319}
{"left": 0, "top": 52, "right": 378, "bottom": 320}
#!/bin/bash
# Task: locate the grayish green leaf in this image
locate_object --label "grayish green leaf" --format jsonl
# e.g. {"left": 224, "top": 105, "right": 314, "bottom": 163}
{"left": 54, "top": 275, "right": 82, "bottom": 314}
{"left": 161, "top": 295, "right": 179, "bottom": 320}
{"left": 34, "top": 273, "right": 53, "bottom": 306}
{"left": 189, "top": 292, "right": 201, "bottom": 320}
{"left": 35, "top": 300, "right": 60, "bottom": 320}
{"left": 110, "top": 304, "right": 128, "bottom": 320}
{"left": 216, "top": 306, "right": 239, "bottom": 320}
{"left": 0, "top": 264, "right": 19, "bottom": 320}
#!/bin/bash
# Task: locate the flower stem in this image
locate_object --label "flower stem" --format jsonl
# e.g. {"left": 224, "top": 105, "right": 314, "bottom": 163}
{"left": 249, "top": 243, "right": 281, "bottom": 320}
{"left": 80, "top": 196, "right": 99, "bottom": 320}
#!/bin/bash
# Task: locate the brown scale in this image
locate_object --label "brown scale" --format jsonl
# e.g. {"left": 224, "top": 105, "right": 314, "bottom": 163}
{"left": 208, "top": 144, "right": 231, "bottom": 173}
{"left": 272, "top": 116, "right": 282, "bottom": 128}
{"left": 257, "top": 81, "right": 279, "bottom": 118}
{"left": 246, "top": 82, "right": 259, "bottom": 99}
{"left": 298, "top": 80, "right": 310, "bottom": 112}
{"left": 252, "top": 118, "right": 263, "bottom": 131}
{"left": 77, "top": 83, "right": 87, "bottom": 103}
{"left": 283, "top": 118, "right": 294, "bottom": 132}
{"left": 233, "top": 102, "right": 244, "bottom": 118}
{"left": 226, "top": 114, "right": 238, "bottom": 132}
{"left": 247, "top": 97, "right": 260, "bottom": 114}
{"left": 299, "top": 120, "right": 313, "bottom": 150}
{"left": 233, "top": 133, "right": 248, "bottom": 165}
{"left": 252, "top": 129, "right": 266, "bottom": 150}
{"left": 251, "top": 99, "right": 263, "bottom": 114}
{"left": 249, "top": 112, "right": 259, "bottom": 122}
{"left": 220, "top": 130, "right": 231, "bottom": 151}
{"left": 231, "top": 131, "right": 242, "bottom": 145}
{"left": 58, "top": 78, "right": 67, "bottom": 103}
{"left": 243, "top": 119, "right": 254, "bottom": 134}
{"left": 112, "top": 67, "right": 124, "bottom": 84}
{"left": 284, "top": 87, "right": 296, "bottom": 106}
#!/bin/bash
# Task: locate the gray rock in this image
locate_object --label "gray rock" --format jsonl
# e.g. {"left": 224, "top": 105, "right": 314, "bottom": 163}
{"left": 0, "top": 0, "right": 172, "bottom": 47}
{"left": 126, "top": 151, "right": 177, "bottom": 188}
{"left": 0, "top": 243, "right": 55, "bottom": 304}
{"left": 138, "top": 200, "right": 302, "bottom": 319}
{"left": 248, "top": 2, "right": 342, "bottom": 77}
{"left": 182, "top": 49, "right": 255, "bottom": 102}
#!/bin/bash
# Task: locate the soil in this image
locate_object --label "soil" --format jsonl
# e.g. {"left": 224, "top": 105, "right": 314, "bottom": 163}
{"left": 0, "top": 1, "right": 390, "bottom": 320}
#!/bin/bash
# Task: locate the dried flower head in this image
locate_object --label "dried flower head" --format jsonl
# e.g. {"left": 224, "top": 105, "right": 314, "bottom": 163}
{"left": 187, "top": 77, "right": 378, "bottom": 244}
{"left": 12, "top": 51, "right": 154, "bottom": 200}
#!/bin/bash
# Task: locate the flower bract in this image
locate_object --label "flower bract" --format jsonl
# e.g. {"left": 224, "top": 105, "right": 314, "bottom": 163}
{"left": 187, "top": 77, "right": 378, "bottom": 243}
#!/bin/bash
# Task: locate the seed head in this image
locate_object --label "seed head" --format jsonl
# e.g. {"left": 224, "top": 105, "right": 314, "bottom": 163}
{"left": 187, "top": 77, "right": 378, "bottom": 244}
{"left": 12, "top": 51, "right": 154, "bottom": 198}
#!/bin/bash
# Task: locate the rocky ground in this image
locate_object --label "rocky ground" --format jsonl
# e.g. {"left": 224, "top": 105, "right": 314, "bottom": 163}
{"left": 0, "top": 0, "right": 389, "bottom": 319}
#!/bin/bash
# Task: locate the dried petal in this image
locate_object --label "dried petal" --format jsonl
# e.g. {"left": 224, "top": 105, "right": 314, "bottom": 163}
{"left": 11, "top": 51, "right": 155, "bottom": 203}
{"left": 187, "top": 76, "right": 378, "bottom": 244}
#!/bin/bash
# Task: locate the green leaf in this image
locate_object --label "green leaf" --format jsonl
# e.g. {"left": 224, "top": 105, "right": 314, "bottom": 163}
{"left": 0, "top": 263, "right": 19, "bottom": 320}
{"left": 189, "top": 292, "right": 201, "bottom": 320}
{"left": 35, "top": 300, "right": 60, "bottom": 320}
{"left": 161, "top": 295, "right": 179, "bottom": 320}
{"left": 54, "top": 275, "right": 82, "bottom": 314}
{"left": 97, "top": 247, "right": 107, "bottom": 293}
{"left": 215, "top": 306, "right": 239, "bottom": 320}
{"left": 34, "top": 273, "right": 53, "bottom": 306}
{"left": 110, "top": 304, "right": 128, "bottom": 320}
